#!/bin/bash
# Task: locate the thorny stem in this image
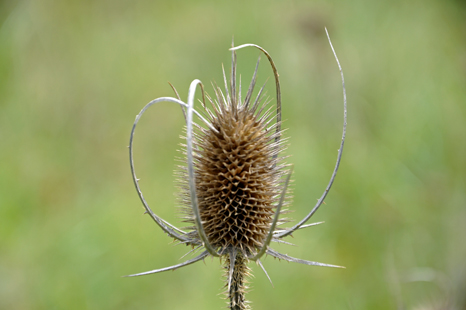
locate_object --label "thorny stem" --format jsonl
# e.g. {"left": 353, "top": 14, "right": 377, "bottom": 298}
{"left": 226, "top": 253, "right": 250, "bottom": 310}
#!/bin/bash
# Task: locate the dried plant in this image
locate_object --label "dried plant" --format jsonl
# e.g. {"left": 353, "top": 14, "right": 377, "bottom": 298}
{"left": 126, "top": 29, "right": 347, "bottom": 309}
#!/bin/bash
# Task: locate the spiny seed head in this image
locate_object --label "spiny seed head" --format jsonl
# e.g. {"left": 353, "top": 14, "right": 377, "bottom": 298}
{"left": 128, "top": 34, "right": 346, "bottom": 310}
{"left": 178, "top": 69, "right": 290, "bottom": 256}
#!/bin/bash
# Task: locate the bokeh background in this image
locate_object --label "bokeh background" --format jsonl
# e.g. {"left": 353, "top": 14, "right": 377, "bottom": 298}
{"left": 1, "top": 0, "right": 465, "bottom": 309}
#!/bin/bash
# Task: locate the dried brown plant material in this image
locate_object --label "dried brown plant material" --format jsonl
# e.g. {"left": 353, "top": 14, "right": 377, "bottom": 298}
{"left": 126, "top": 29, "right": 347, "bottom": 310}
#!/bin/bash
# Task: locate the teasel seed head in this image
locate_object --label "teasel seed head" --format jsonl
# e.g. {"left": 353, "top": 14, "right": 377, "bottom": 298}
{"left": 126, "top": 29, "right": 347, "bottom": 310}
{"left": 178, "top": 73, "right": 289, "bottom": 257}
{"left": 173, "top": 49, "right": 291, "bottom": 308}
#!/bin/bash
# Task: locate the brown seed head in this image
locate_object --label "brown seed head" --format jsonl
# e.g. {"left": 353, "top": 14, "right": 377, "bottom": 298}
{"left": 190, "top": 97, "right": 285, "bottom": 255}
{"left": 175, "top": 51, "right": 289, "bottom": 258}
{"left": 128, "top": 35, "right": 346, "bottom": 310}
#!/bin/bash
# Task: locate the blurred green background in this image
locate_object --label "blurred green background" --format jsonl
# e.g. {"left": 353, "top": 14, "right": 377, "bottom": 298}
{"left": 1, "top": 0, "right": 465, "bottom": 309}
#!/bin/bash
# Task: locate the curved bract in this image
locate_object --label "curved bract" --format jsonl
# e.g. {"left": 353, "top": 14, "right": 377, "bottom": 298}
{"left": 185, "top": 80, "right": 220, "bottom": 257}
{"left": 274, "top": 27, "right": 347, "bottom": 239}
{"left": 230, "top": 43, "right": 282, "bottom": 158}
{"left": 129, "top": 97, "right": 193, "bottom": 244}
{"left": 249, "top": 167, "right": 293, "bottom": 261}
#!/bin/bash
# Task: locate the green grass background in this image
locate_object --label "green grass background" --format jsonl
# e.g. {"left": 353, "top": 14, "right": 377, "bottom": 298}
{"left": 1, "top": 0, "right": 465, "bottom": 309}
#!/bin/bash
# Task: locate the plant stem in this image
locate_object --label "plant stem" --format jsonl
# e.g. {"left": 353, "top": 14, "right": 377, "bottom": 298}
{"left": 227, "top": 252, "right": 250, "bottom": 310}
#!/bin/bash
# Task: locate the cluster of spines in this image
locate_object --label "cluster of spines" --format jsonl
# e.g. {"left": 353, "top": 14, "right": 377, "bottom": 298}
{"left": 176, "top": 67, "right": 291, "bottom": 257}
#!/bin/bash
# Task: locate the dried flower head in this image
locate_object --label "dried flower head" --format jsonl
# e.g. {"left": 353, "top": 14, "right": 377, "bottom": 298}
{"left": 126, "top": 29, "right": 347, "bottom": 310}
